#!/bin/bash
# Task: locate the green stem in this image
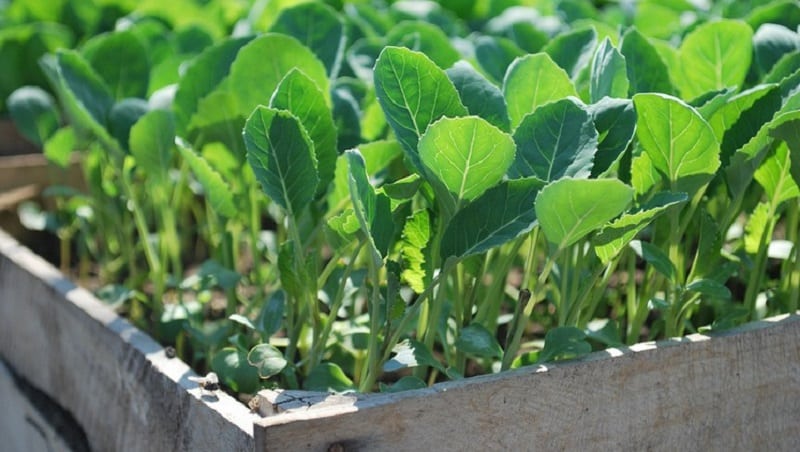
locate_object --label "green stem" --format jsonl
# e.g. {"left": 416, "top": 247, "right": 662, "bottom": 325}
{"left": 359, "top": 252, "right": 385, "bottom": 392}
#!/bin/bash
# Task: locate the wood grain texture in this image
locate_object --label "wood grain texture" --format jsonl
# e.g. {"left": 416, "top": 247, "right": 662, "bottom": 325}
{"left": 0, "top": 229, "right": 256, "bottom": 451}
{"left": 255, "top": 315, "right": 800, "bottom": 451}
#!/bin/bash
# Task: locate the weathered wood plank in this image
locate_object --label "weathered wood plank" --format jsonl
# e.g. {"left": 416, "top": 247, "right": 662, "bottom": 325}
{"left": 0, "top": 229, "right": 256, "bottom": 451}
{"left": 255, "top": 314, "right": 800, "bottom": 451}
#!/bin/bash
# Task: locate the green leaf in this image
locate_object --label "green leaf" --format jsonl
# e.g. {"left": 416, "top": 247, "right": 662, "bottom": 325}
{"left": 244, "top": 107, "right": 318, "bottom": 215}
{"left": 593, "top": 192, "right": 688, "bottom": 264}
{"left": 211, "top": 347, "right": 260, "bottom": 394}
{"left": 256, "top": 291, "right": 286, "bottom": 338}
{"left": 247, "top": 344, "right": 287, "bottom": 379}
{"left": 270, "top": 2, "right": 346, "bottom": 79}
{"left": 43, "top": 126, "right": 75, "bottom": 167}
{"left": 456, "top": 323, "right": 503, "bottom": 358}
{"left": 419, "top": 116, "right": 516, "bottom": 207}
{"left": 509, "top": 97, "right": 597, "bottom": 181}
{"left": 543, "top": 27, "right": 597, "bottom": 79}
{"left": 686, "top": 279, "right": 732, "bottom": 300}
{"left": 227, "top": 33, "right": 330, "bottom": 118}
{"left": 383, "top": 339, "right": 445, "bottom": 373}
{"left": 503, "top": 53, "right": 577, "bottom": 130}
{"left": 474, "top": 35, "right": 526, "bottom": 85}
{"left": 53, "top": 49, "right": 114, "bottom": 132}
{"left": 346, "top": 149, "right": 394, "bottom": 266}
{"left": 379, "top": 376, "right": 427, "bottom": 393}
{"left": 629, "top": 240, "right": 677, "bottom": 282}
{"left": 536, "top": 178, "right": 633, "bottom": 250}
{"left": 536, "top": 326, "right": 591, "bottom": 363}
{"left": 677, "top": 20, "right": 753, "bottom": 100}
{"left": 708, "top": 84, "right": 778, "bottom": 144}
{"left": 304, "top": 363, "right": 355, "bottom": 392}
{"left": 386, "top": 20, "right": 461, "bottom": 69}
{"left": 270, "top": 69, "right": 338, "bottom": 198}
{"left": 82, "top": 30, "right": 149, "bottom": 100}
{"left": 590, "top": 37, "right": 629, "bottom": 102}
{"left": 446, "top": 60, "right": 510, "bottom": 131}
{"left": 229, "top": 314, "right": 256, "bottom": 331}
{"left": 744, "top": 202, "right": 770, "bottom": 254}
{"left": 108, "top": 98, "right": 149, "bottom": 152}
{"left": 620, "top": 28, "right": 673, "bottom": 95}
{"left": 400, "top": 209, "right": 430, "bottom": 294}
{"left": 7, "top": 86, "right": 59, "bottom": 146}
{"left": 753, "top": 23, "right": 800, "bottom": 76}
{"left": 129, "top": 109, "right": 174, "bottom": 184}
{"left": 173, "top": 36, "right": 253, "bottom": 134}
{"left": 373, "top": 46, "right": 468, "bottom": 171}
{"left": 588, "top": 98, "right": 636, "bottom": 177}
{"left": 633, "top": 93, "right": 720, "bottom": 188}
{"left": 585, "top": 319, "right": 622, "bottom": 347}
{"left": 769, "top": 111, "right": 800, "bottom": 186}
{"left": 754, "top": 143, "right": 800, "bottom": 204}
{"left": 441, "top": 178, "right": 543, "bottom": 260}
{"left": 176, "top": 140, "right": 237, "bottom": 218}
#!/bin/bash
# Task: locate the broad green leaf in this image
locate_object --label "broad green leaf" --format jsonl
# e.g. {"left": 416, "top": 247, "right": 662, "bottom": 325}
{"left": 176, "top": 140, "right": 237, "bottom": 218}
{"left": 256, "top": 290, "right": 286, "bottom": 338}
{"left": 211, "top": 347, "right": 260, "bottom": 394}
{"left": 53, "top": 49, "right": 114, "bottom": 132}
{"left": 43, "top": 126, "right": 75, "bottom": 167}
{"left": 620, "top": 28, "right": 673, "bottom": 95}
{"left": 509, "top": 97, "right": 597, "bottom": 181}
{"left": 82, "top": 30, "right": 149, "bottom": 100}
{"left": 543, "top": 27, "right": 597, "bottom": 79}
{"left": 474, "top": 35, "right": 526, "bottom": 85}
{"left": 227, "top": 33, "right": 330, "bottom": 118}
{"left": 593, "top": 192, "right": 688, "bottom": 264}
{"left": 187, "top": 90, "right": 246, "bottom": 156}
{"left": 347, "top": 37, "right": 384, "bottom": 82}
{"left": 383, "top": 339, "right": 445, "bottom": 372}
{"left": 129, "top": 109, "right": 174, "bottom": 184}
{"left": 270, "top": 69, "right": 338, "bottom": 197}
{"left": 753, "top": 23, "right": 800, "bottom": 76}
{"left": 386, "top": 21, "right": 461, "bottom": 69}
{"left": 373, "top": 46, "right": 468, "bottom": 171}
{"left": 708, "top": 84, "right": 777, "bottom": 144}
{"left": 180, "top": 259, "right": 241, "bottom": 291}
{"left": 629, "top": 240, "right": 677, "bottom": 282}
{"left": 686, "top": 279, "right": 732, "bottom": 300}
{"left": 108, "top": 98, "right": 149, "bottom": 152}
{"left": 379, "top": 376, "right": 427, "bottom": 393}
{"left": 632, "top": 3, "right": 683, "bottom": 40}
{"left": 7, "top": 86, "right": 59, "bottom": 146}
{"left": 536, "top": 326, "right": 591, "bottom": 363}
{"left": 440, "top": 178, "right": 543, "bottom": 259}
{"left": 764, "top": 51, "right": 800, "bottom": 84}
{"left": 536, "top": 178, "right": 633, "bottom": 250}
{"left": 346, "top": 149, "right": 394, "bottom": 266}
{"left": 587, "top": 98, "right": 636, "bottom": 177}
{"left": 590, "top": 37, "right": 628, "bottom": 102}
{"left": 270, "top": 2, "right": 346, "bottom": 79}
{"left": 503, "top": 53, "right": 577, "bottom": 130}
{"left": 633, "top": 93, "right": 720, "bottom": 188}
{"left": 768, "top": 111, "right": 800, "bottom": 186}
{"left": 278, "top": 241, "right": 305, "bottom": 301}
{"left": 754, "top": 143, "right": 800, "bottom": 204}
{"left": 677, "top": 20, "right": 753, "bottom": 100}
{"left": 419, "top": 116, "right": 515, "bottom": 207}
{"left": 746, "top": 0, "right": 800, "bottom": 31}
{"left": 456, "top": 323, "right": 503, "bottom": 358}
{"left": 446, "top": 60, "right": 510, "bottom": 131}
{"left": 244, "top": 107, "right": 318, "bottom": 215}
{"left": 400, "top": 209, "right": 430, "bottom": 294}
{"left": 305, "top": 363, "right": 355, "bottom": 392}
{"left": 744, "top": 202, "right": 770, "bottom": 254}
{"left": 720, "top": 85, "right": 783, "bottom": 167}
{"left": 247, "top": 344, "right": 287, "bottom": 379}
{"left": 173, "top": 36, "right": 253, "bottom": 134}
{"left": 331, "top": 80, "right": 362, "bottom": 151}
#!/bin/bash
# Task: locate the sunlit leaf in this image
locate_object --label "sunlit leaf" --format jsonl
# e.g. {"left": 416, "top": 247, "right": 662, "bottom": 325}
{"left": 503, "top": 53, "right": 577, "bottom": 130}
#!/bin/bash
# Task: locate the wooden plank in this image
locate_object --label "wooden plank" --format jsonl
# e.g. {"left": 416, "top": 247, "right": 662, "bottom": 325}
{"left": 255, "top": 314, "right": 800, "bottom": 451}
{"left": 0, "top": 229, "right": 256, "bottom": 451}
{"left": 0, "top": 153, "right": 82, "bottom": 193}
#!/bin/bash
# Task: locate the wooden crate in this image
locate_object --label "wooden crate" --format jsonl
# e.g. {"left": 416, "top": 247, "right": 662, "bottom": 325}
{"left": 1, "top": 225, "right": 799, "bottom": 451}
